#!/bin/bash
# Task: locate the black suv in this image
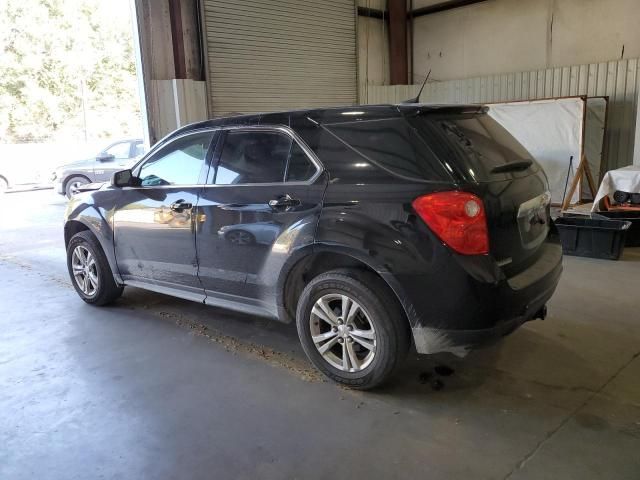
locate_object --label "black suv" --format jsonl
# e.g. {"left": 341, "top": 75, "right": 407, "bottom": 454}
{"left": 64, "top": 105, "right": 562, "bottom": 389}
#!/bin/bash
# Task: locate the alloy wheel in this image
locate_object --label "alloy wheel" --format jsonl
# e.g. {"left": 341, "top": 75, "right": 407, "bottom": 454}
{"left": 309, "top": 293, "right": 377, "bottom": 372}
{"left": 68, "top": 181, "right": 85, "bottom": 196}
{"left": 71, "top": 245, "right": 99, "bottom": 296}
{"left": 227, "top": 230, "right": 253, "bottom": 245}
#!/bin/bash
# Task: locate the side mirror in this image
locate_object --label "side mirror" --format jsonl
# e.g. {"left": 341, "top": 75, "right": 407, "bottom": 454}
{"left": 97, "top": 153, "right": 115, "bottom": 162}
{"left": 111, "top": 169, "right": 134, "bottom": 188}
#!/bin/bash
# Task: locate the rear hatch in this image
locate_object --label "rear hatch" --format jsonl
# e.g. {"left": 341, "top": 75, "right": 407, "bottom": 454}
{"left": 404, "top": 109, "right": 552, "bottom": 275}
{"left": 320, "top": 106, "right": 553, "bottom": 276}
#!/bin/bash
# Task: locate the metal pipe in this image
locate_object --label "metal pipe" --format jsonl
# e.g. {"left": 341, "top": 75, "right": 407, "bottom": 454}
{"left": 409, "top": 0, "right": 487, "bottom": 18}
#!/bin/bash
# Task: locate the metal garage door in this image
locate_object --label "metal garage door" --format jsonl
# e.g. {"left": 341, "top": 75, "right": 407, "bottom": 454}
{"left": 201, "top": 0, "right": 357, "bottom": 116}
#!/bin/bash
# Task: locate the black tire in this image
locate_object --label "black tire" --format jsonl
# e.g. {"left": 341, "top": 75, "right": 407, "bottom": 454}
{"left": 296, "top": 268, "right": 410, "bottom": 390}
{"left": 67, "top": 231, "right": 123, "bottom": 306}
{"left": 65, "top": 175, "right": 90, "bottom": 198}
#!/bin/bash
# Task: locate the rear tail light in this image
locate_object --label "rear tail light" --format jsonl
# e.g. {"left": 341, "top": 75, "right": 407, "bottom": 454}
{"left": 412, "top": 191, "right": 489, "bottom": 255}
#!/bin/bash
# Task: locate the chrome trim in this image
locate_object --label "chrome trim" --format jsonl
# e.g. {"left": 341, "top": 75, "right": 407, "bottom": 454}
{"left": 122, "top": 124, "right": 324, "bottom": 190}
{"left": 131, "top": 127, "right": 222, "bottom": 176}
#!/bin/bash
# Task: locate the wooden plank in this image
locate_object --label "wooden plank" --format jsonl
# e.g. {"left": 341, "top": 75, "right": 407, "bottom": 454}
{"left": 562, "top": 157, "right": 585, "bottom": 211}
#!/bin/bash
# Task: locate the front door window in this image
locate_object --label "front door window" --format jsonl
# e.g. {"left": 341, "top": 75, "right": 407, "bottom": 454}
{"left": 138, "top": 132, "right": 213, "bottom": 187}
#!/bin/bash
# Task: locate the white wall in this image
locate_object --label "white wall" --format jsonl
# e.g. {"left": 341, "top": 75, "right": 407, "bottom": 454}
{"left": 358, "top": 16, "right": 390, "bottom": 87}
{"left": 412, "top": 0, "right": 640, "bottom": 82}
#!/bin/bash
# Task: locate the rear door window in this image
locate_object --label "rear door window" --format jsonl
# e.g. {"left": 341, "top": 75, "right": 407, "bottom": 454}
{"left": 214, "top": 130, "right": 317, "bottom": 184}
{"left": 285, "top": 142, "right": 317, "bottom": 182}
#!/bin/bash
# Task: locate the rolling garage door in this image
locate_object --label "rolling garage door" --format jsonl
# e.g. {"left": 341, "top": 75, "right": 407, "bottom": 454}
{"left": 201, "top": 0, "right": 357, "bottom": 116}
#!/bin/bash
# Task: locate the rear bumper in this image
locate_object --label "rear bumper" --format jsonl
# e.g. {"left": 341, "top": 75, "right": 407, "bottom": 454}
{"left": 395, "top": 242, "right": 563, "bottom": 355}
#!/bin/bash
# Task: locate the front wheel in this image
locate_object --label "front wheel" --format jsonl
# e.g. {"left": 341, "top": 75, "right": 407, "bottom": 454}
{"left": 67, "top": 231, "right": 123, "bottom": 305}
{"left": 296, "top": 269, "right": 410, "bottom": 390}
{"left": 65, "top": 176, "right": 89, "bottom": 198}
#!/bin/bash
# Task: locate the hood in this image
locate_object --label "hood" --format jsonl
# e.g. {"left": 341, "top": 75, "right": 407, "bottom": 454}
{"left": 56, "top": 157, "right": 95, "bottom": 170}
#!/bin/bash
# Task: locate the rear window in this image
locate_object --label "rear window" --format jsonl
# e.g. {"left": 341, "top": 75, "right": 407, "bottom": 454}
{"left": 325, "top": 118, "right": 451, "bottom": 182}
{"left": 323, "top": 113, "right": 536, "bottom": 183}
{"left": 409, "top": 114, "right": 537, "bottom": 182}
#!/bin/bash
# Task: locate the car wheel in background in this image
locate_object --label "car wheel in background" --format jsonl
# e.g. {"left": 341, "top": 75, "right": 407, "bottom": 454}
{"left": 65, "top": 176, "right": 90, "bottom": 198}
{"left": 67, "top": 231, "right": 123, "bottom": 306}
{"left": 296, "top": 268, "right": 410, "bottom": 390}
{"left": 225, "top": 230, "right": 255, "bottom": 246}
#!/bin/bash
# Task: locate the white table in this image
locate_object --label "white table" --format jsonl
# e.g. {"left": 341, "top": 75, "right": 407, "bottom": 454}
{"left": 592, "top": 165, "right": 640, "bottom": 211}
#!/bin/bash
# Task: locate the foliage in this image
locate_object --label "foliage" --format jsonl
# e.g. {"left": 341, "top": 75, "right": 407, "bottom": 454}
{"left": 0, "top": 0, "right": 142, "bottom": 143}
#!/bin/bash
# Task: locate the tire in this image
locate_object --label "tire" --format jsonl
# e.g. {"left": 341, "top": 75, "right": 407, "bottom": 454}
{"left": 296, "top": 269, "right": 410, "bottom": 390}
{"left": 65, "top": 175, "right": 90, "bottom": 198}
{"left": 67, "top": 231, "right": 123, "bottom": 306}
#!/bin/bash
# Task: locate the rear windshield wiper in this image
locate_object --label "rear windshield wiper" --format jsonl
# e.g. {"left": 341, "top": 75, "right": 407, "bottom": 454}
{"left": 491, "top": 160, "right": 533, "bottom": 174}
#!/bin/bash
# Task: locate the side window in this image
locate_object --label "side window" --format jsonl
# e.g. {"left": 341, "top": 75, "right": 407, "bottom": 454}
{"left": 133, "top": 141, "right": 145, "bottom": 157}
{"left": 285, "top": 142, "right": 316, "bottom": 182}
{"left": 215, "top": 131, "right": 291, "bottom": 185}
{"left": 105, "top": 142, "right": 132, "bottom": 159}
{"left": 138, "top": 131, "right": 213, "bottom": 187}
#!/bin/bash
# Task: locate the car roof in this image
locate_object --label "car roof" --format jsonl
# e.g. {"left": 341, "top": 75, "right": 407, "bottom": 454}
{"left": 167, "top": 103, "right": 487, "bottom": 141}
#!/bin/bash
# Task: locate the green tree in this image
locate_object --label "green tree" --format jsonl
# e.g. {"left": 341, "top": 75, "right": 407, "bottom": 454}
{"left": 0, "top": 0, "right": 142, "bottom": 143}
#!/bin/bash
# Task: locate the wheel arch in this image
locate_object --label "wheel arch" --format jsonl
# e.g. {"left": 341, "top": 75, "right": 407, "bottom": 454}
{"left": 64, "top": 211, "right": 122, "bottom": 285}
{"left": 278, "top": 245, "right": 416, "bottom": 334}
{"left": 63, "top": 173, "right": 92, "bottom": 191}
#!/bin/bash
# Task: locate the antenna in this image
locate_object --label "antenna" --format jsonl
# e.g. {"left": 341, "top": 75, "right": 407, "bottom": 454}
{"left": 402, "top": 69, "right": 431, "bottom": 104}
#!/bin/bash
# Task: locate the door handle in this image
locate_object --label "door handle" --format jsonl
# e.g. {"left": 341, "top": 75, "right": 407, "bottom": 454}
{"left": 170, "top": 200, "right": 193, "bottom": 211}
{"left": 269, "top": 194, "right": 300, "bottom": 209}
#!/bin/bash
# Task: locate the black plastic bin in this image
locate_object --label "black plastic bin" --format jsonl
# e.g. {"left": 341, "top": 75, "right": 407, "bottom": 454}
{"left": 555, "top": 217, "right": 631, "bottom": 260}
{"left": 597, "top": 211, "right": 640, "bottom": 247}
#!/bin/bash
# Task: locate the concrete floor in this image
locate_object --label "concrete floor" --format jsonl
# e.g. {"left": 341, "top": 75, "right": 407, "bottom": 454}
{"left": 1, "top": 190, "right": 639, "bottom": 480}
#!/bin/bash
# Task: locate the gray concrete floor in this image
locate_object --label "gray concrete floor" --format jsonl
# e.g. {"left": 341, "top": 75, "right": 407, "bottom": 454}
{"left": 1, "top": 190, "right": 639, "bottom": 480}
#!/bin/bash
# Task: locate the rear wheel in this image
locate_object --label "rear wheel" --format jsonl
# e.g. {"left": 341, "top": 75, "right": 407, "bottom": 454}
{"left": 67, "top": 231, "right": 123, "bottom": 305}
{"left": 65, "top": 176, "right": 89, "bottom": 198}
{"left": 296, "top": 269, "right": 410, "bottom": 390}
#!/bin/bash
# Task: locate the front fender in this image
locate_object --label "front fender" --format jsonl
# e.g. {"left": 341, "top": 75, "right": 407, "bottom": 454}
{"left": 64, "top": 190, "right": 122, "bottom": 284}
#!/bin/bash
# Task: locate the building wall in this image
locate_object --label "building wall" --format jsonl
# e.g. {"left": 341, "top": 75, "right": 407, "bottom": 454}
{"left": 364, "top": 58, "right": 640, "bottom": 170}
{"left": 357, "top": 0, "right": 390, "bottom": 103}
{"left": 411, "top": 0, "right": 640, "bottom": 82}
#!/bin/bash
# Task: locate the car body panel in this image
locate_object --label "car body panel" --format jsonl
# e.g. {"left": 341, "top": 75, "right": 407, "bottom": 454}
{"left": 112, "top": 186, "right": 204, "bottom": 296}
{"left": 196, "top": 178, "right": 326, "bottom": 308}
{"left": 64, "top": 189, "right": 125, "bottom": 285}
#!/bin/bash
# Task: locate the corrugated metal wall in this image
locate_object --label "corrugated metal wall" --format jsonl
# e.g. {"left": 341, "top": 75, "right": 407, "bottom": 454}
{"left": 201, "top": 0, "right": 357, "bottom": 117}
{"left": 362, "top": 58, "right": 640, "bottom": 170}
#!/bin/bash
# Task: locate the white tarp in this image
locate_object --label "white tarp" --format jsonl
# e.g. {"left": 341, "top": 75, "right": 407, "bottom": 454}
{"left": 488, "top": 98, "right": 585, "bottom": 204}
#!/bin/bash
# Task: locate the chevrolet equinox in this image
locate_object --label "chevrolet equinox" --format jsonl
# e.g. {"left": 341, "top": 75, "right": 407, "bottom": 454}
{"left": 64, "top": 104, "right": 563, "bottom": 389}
